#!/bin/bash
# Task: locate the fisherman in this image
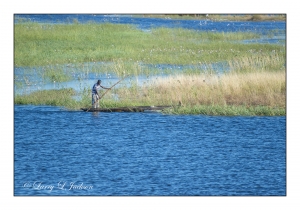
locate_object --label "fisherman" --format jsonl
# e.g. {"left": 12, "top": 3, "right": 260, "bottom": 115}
{"left": 92, "top": 80, "right": 110, "bottom": 108}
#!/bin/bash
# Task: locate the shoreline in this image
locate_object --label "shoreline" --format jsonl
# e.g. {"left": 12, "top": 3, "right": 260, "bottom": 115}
{"left": 14, "top": 103, "right": 286, "bottom": 116}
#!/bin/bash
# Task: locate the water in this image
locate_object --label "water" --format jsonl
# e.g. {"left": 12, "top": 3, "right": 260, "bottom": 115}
{"left": 15, "top": 14, "right": 286, "bottom": 36}
{"left": 14, "top": 105, "right": 286, "bottom": 195}
{"left": 14, "top": 62, "right": 226, "bottom": 95}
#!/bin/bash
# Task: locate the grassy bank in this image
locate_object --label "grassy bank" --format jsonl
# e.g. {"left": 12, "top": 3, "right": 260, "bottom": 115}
{"left": 15, "top": 88, "right": 77, "bottom": 107}
{"left": 163, "top": 105, "right": 285, "bottom": 116}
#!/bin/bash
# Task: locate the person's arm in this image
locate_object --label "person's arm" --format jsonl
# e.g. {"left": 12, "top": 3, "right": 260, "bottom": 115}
{"left": 100, "top": 85, "right": 110, "bottom": 90}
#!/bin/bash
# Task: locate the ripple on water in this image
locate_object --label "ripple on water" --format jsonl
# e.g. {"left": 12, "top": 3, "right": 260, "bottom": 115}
{"left": 14, "top": 105, "right": 286, "bottom": 195}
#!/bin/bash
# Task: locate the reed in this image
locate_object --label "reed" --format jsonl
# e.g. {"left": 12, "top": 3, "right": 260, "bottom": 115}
{"left": 115, "top": 71, "right": 285, "bottom": 109}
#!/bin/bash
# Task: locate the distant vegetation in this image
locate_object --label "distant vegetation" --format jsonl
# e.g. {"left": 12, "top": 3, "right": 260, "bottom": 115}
{"left": 139, "top": 14, "right": 286, "bottom": 21}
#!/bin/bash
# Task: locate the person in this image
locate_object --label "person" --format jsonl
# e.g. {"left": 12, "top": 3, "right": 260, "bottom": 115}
{"left": 92, "top": 80, "right": 110, "bottom": 108}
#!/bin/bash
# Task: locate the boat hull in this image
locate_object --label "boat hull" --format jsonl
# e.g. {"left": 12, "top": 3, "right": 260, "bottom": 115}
{"left": 80, "top": 106, "right": 171, "bottom": 112}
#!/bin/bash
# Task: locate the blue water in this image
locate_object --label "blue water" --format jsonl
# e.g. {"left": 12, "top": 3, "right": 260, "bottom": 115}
{"left": 14, "top": 105, "right": 286, "bottom": 196}
{"left": 14, "top": 61, "right": 227, "bottom": 95}
{"left": 15, "top": 14, "right": 285, "bottom": 36}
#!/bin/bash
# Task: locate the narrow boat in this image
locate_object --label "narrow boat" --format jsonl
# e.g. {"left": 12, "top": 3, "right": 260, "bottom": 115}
{"left": 80, "top": 106, "right": 172, "bottom": 112}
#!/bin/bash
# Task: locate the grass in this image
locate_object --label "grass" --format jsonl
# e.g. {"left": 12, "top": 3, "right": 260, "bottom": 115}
{"left": 228, "top": 52, "right": 285, "bottom": 73}
{"left": 163, "top": 105, "right": 285, "bottom": 116}
{"left": 14, "top": 88, "right": 77, "bottom": 107}
{"left": 115, "top": 71, "right": 285, "bottom": 108}
{"left": 14, "top": 22, "right": 284, "bottom": 67}
{"left": 14, "top": 21, "right": 285, "bottom": 86}
{"left": 14, "top": 21, "right": 286, "bottom": 115}
{"left": 14, "top": 70, "right": 286, "bottom": 116}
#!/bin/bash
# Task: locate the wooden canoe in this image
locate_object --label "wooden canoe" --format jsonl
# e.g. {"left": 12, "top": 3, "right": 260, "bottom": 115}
{"left": 80, "top": 106, "right": 172, "bottom": 112}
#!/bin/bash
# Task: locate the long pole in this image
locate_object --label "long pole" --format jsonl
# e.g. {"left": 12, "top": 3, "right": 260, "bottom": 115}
{"left": 99, "top": 75, "right": 128, "bottom": 100}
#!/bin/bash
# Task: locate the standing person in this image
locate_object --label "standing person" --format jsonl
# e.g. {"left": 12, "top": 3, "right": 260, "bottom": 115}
{"left": 92, "top": 80, "right": 110, "bottom": 108}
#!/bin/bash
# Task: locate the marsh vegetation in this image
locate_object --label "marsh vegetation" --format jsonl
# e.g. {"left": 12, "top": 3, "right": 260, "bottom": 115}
{"left": 14, "top": 20, "right": 286, "bottom": 115}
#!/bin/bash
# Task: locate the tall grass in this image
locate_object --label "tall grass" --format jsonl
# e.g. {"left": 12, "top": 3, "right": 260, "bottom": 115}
{"left": 115, "top": 71, "right": 285, "bottom": 109}
{"left": 228, "top": 52, "right": 285, "bottom": 73}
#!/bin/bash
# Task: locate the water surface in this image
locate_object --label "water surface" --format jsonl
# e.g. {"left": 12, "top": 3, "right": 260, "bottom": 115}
{"left": 14, "top": 105, "right": 286, "bottom": 195}
{"left": 15, "top": 14, "right": 286, "bottom": 36}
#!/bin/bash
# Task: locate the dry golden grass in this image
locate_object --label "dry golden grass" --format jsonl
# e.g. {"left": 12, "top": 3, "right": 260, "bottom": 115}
{"left": 131, "top": 71, "right": 286, "bottom": 108}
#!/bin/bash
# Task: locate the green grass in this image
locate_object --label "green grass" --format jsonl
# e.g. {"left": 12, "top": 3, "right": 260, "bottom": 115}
{"left": 14, "top": 88, "right": 77, "bottom": 107}
{"left": 14, "top": 22, "right": 284, "bottom": 67}
{"left": 163, "top": 105, "right": 285, "bottom": 116}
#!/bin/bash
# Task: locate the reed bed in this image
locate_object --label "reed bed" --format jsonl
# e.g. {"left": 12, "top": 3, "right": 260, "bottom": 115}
{"left": 118, "top": 72, "right": 286, "bottom": 108}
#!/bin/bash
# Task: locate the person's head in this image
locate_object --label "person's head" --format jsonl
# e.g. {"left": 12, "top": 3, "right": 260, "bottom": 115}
{"left": 97, "top": 80, "right": 101, "bottom": 85}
